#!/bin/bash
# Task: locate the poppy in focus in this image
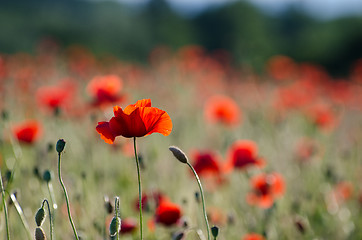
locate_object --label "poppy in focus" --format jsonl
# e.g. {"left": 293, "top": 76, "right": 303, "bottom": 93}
{"left": 87, "top": 74, "right": 126, "bottom": 107}
{"left": 96, "top": 99, "right": 172, "bottom": 143}
{"left": 246, "top": 172, "right": 285, "bottom": 209}
{"left": 12, "top": 120, "right": 41, "bottom": 144}
{"left": 204, "top": 95, "right": 241, "bottom": 126}
{"left": 225, "top": 140, "right": 265, "bottom": 172}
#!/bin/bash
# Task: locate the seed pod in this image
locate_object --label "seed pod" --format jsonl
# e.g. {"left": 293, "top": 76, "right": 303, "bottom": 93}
{"left": 211, "top": 225, "right": 219, "bottom": 238}
{"left": 109, "top": 216, "right": 121, "bottom": 237}
{"left": 35, "top": 227, "right": 47, "bottom": 240}
{"left": 35, "top": 207, "right": 46, "bottom": 227}
{"left": 56, "top": 139, "right": 66, "bottom": 154}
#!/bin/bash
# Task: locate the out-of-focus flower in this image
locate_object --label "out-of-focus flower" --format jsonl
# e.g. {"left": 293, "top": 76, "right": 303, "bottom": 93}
{"left": 87, "top": 74, "right": 126, "bottom": 107}
{"left": 135, "top": 191, "right": 166, "bottom": 212}
{"left": 36, "top": 80, "right": 74, "bottom": 112}
{"left": 333, "top": 181, "right": 353, "bottom": 204}
{"left": 96, "top": 99, "right": 172, "bottom": 143}
{"left": 305, "top": 103, "right": 337, "bottom": 130}
{"left": 120, "top": 217, "right": 137, "bottom": 234}
{"left": 242, "top": 233, "right": 265, "bottom": 240}
{"left": 267, "top": 55, "right": 298, "bottom": 81}
{"left": 191, "top": 150, "right": 222, "bottom": 177}
{"left": 225, "top": 140, "right": 265, "bottom": 172}
{"left": 12, "top": 120, "right": 41, "bottom": 144}
{"left": 246, "top": 172, "right": 285, "bottom": 209}
{"left": 204, "top": 95, "right": 241, "bottom": 126}
{"left": 295, "top": 137, "right": 319, "bottom": 162}
{"left": 154, "top": 200, "right": 182, "bottom": 226}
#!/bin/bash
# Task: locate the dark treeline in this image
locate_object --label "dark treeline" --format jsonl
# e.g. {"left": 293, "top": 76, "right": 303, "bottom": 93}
{"left": 1, "top": 0, "right": 361, "bottom": 76}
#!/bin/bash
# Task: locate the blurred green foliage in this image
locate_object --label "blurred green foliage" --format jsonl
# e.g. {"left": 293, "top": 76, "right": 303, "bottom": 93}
{"left": 0, "top": 0, "right": 361, "bottom": 76}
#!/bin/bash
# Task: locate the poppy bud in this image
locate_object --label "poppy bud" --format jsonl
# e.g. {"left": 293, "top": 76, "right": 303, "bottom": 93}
{"left": 35, "top": 207, "right": 46, "bottom": 227}
{"left": 211, "top": 225, "right": 219, "bottom": 238}
{"left": 56, "top": 139, "right": 66, "bottom": 154}
{"left": 43, "top": 170, "right": 52, "bottom": 183}
{"left": 109, "top": 216, "right": 121, "bottom": 237}
{"left": 169, "top": 146, "right": 188, "bottom": 164}
{"left": 172, "top": 231, "right": 185, "bottom": 240}
{"left": 35, "top": 227, "right": 46, "bottom": 240}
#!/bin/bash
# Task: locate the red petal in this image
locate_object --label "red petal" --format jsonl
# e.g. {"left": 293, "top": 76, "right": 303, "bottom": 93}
{"left": 96, "top": 121, "right": 115, "bottom": 144}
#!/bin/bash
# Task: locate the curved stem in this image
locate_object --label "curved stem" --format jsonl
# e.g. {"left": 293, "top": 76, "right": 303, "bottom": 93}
{"left": 187, "top": 162, "right": 211, "bottom": 240}
{"left": 57, "top": 153, "right": 79, "bottom": 240}
{"left": 42, "top": 199, "right": 53, "bottom": 240}
{"left": 0, "top": 170, "right": 10, "bottom": 240}
{"left": 133, "top": 137, "right": 143, "bottom": 240}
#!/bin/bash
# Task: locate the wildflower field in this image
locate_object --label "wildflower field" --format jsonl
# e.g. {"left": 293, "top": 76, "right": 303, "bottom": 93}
{"left": 0, "top": 45, "right": 362, "bottom": 240}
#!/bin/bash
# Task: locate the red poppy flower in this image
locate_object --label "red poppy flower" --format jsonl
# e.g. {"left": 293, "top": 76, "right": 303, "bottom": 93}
{"left": 242, "top": 233, "right": 265, "bottom": 240}
{"left": 12, "top": 120, "right": 41, "bottom": 144}
{"left": 305, "top": 103, "right": 337, "bottom": 130}
{"left": 225, "top": 140, "right": 265, "bottom": 172}
{"left": 36, "top": 81, "right": 73, "bottom": 111}
{"left": 246, "top": 173, "right": 285, "bottom": 209}
{"left": 96, "top": 99, "right": 172, "bottom": 143}
{"left": 135, "top": 191, "right": 166, "bottom": 211}
{"left": 267, "top": 55, "right": 298, "bottom": 81}
{"left": 154, "top": 200, "right": 182, "bottom": 226}
{"left": 87, "top": 74, "right": 126, "bottom": 106}
{"left": 120, "top": 217, "right": 137, "bottom": 234}
{"left": 191, "top": 150, "right": 222, "bottom": 177}
{"left": 204, "top": 95, "right": 241, "bottom": 126}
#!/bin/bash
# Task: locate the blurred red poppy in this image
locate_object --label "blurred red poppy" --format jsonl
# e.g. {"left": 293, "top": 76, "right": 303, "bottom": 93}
{"left": 36, "top": 81, "right": 74, "bottom": 112}
{"left": 305, "top": 103, "right": 337, "bottom": 130}
{"left": 87, "top": 74, "right": 126, "bottom": 107}
{"left": 204, "top": 95, "right": 241, "bottom": 126}
{"left": 246, "top": 173, "right": 285, "bottom": 209}
{"left": 267, "top": 55, "right": 298, "bottom": 81}
{"left": 96, "top": 99, "right": 172, "bottom": 143}
{"left": 120, "top": 217, "right": 137, "bottom": 234}
{"left": 154, "top": 200, "right": 182, "bottom": 226}
{"left": 191, "top": 150, "right": 222, "bottom": 177}
{"left": 135, "top": 191, "right": 166, "bottom": 211}
{"left": 225, "top": 140, "right": 265, "bottom": 172}
{"left": 12, "top": 120, "right": 41, "bottom": 144}
{"left": 242, "top": 233, "right": 265, "bottom": 240}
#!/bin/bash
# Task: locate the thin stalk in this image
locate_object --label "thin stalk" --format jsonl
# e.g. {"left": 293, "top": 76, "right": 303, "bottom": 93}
{"left": 115, "top": 197, "right": 120, "bottom": 240}
{"left": 10, "top": 193, "right": 32, "bottom": 239}
{"left": 57, "top": 152, "right": 79, "bottom": 240}
{"left": 187, "top": 162, "right": 211, "bottom": 240}
{"left": 42, "top": 199, "right": 53, "bottom": 240}
{"left": 133, "top": 137, "right": 143, "bottom": 240}
{"left": 47, "top": 182, "right": 58, "bottom": 210}
{"left": 0, "top": 170, "right": 10, "bottom": 240}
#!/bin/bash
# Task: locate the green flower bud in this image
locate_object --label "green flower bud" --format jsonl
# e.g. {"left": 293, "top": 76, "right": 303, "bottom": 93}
{"left": 169, "top": 146, "right": 188, "bottom": 164}
{"left": 109, "top": 216, "right": 121, "bottom": 237}
{"left": 35, "top": 207, "right": 46, "bottom": 227}
{"left": 56, "top": 139, "right": 66, "bottom": 154}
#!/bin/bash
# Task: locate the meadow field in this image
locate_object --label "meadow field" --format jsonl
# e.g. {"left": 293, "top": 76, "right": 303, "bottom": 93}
{"left": 0, "top": 45, "right": 362, "bottom": 240}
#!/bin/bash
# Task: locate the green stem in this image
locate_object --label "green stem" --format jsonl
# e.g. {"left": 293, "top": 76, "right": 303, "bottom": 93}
{"left": 133, "top": 137, "right": 143, "bottom": 240}
{"left": 42, "top": 199, "right": 53, "bottom": 240}
{"left": 57, "top": 153, "right": 79, "bottom": 240}
{"left": 0, "top": 170, "right": 10, "bottom": 240}
{"left": 10, "top": 193, "right": 32, "bottom": 240}
{"left": 115, "top": 197, "right": 120, "bottom": 240}
{"left": 187, "top": 162, "right": 211, "bottom": 240}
